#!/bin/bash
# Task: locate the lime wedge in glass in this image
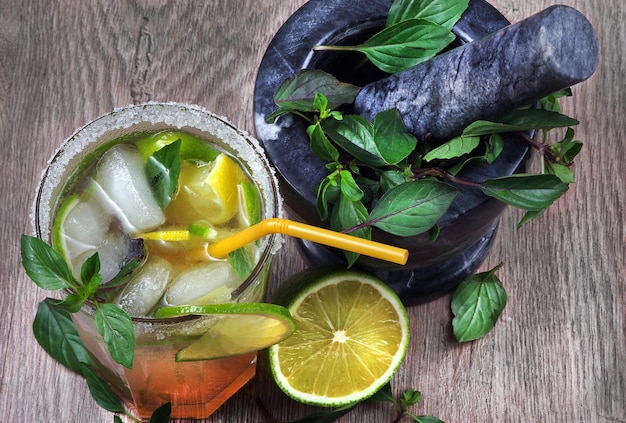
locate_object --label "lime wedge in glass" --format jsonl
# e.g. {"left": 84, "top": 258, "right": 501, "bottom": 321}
{"left": 155, "top": 303, "right": 295, "bottom": 361}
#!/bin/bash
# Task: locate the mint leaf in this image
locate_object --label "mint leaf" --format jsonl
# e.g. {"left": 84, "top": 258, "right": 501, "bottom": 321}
{"left": 373, "top": 108, "right": 417, "bottom": 165}
{"left": 146, "top": 139, "right": 181, "bottom": 210}
{"left": 95, "top": 303, "right": 135, "bottom": 368}
{"left": 367, "top": 180, "right": 457, "bottom": 236}
{"left": 32, "top": 298, "right": 93, "bottom": 374}
{"left": 388, "top": 0, "right": 469, "bottom": 29}
{"left": 481, "top": 174, "right": 568, "bottom": 211}
{"left": 20, "top": 234, "right": 75, "bottom": 291}
{"left": 452, "top": 263, "right": 507, "bottom": 342}
{"left": 356, "top": 19, "right": 455, "bottom": 73}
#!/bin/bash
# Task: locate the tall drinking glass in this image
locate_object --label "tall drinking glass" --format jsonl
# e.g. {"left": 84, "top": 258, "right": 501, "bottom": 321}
{"left": 33, "top": 103, "right": 283, "bottom": 419}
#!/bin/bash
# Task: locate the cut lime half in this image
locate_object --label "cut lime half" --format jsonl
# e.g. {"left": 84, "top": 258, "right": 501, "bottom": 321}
{"left": 155, "top": 303, "right": 295, "bottom": 361}
{"left": 265, "top": 267, "right": 410, "bottom": 407}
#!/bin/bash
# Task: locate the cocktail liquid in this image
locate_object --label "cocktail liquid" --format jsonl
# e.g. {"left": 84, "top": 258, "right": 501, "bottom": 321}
{"left": 53, "top": 128, "right": 270, "bottom": 418}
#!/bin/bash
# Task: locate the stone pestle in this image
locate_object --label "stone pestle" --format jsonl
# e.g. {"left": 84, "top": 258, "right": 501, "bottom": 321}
{"left": 353, "top": 5, "right": 599, "bottom": 142}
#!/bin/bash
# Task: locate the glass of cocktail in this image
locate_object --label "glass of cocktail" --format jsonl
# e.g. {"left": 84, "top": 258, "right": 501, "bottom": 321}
{"left": 32, "top": 103, "right": 283, "bottom": 419}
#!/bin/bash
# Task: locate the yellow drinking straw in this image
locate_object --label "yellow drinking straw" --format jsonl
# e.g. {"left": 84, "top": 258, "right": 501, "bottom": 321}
{"left": 207, "top": 218, "right": 408, "bottom": 265}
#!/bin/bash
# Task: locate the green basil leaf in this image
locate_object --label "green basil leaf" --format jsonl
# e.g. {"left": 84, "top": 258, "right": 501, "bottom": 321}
{"left": 367, "top": 179, "right": 457, "bottom": 236}
{"left": 229, "top": 247, "right": 253, "bottom": 280}
{"left": 427, "top": 224, "right": 440, "bottom": 241}
{"left": 20, "top": 235, "right": 75, "bottom": 291}
{"left": 48, "top": 293, "right": 85, "bottom": 313}
{"left": 415, "top": 416, "right": 446, "bottom": 423}
{"left": 79, "top": 362, "right": 125, "bottom": 413}
{"left": 149, "top": 402, "right": 173, "bottom": 423}
{"left": 552, "top": 128, "right": 582, "bottom": 164}
{"left": 380, "top": 169, "right": 407, "bottom": 192}
{"left": 423, "top": 135, "right": 480, "bottom": 162}
{"left": 463, "top": 109, "right": 579, "bottom": 136}
{"left": 373, "top": 108, "right": 417, "bottom": 164}
{"left": 539, "top": 87, "right": 572, "bottom": 112}
{"left": 323, "top": 116, "right": 386, "bottom": 167}
{"left": 308, "top": 122, "right": 340, "bottom": 162}
{"left": 545, "top": 162, "right": 575, "bottom": 184}
{"left": 357, "top": 19, "right": 455, "bottom": 74}
{"left": 481, "top": 174, "right": 568, "bottom": 211}
{"left": 339, "top": 170, "right": 364, "bottom": 201}
{"left": 447, "top": 155, "right": 485, "bottom": 176}
{"left": 368, "top": 382, "right": 394, "bottom": 402}
{"left": 517, "top": 209, "right": 545, "bottom": 228}
{"left": 283, "top": 403, "right": 357, "bottom": 423}
{"left": 452, "top": 264, "right": 507, "bottom": 342}
{"left": 145, "top": 139, "right": 181, "bottom": 210}
{"left": 273, "top": 69, "right": 359, "bottom": 113}
{"left": 81, "top": 252, "right": 102, "bottom": 294}
{"left": 401, "top": 388, "right": 422, "bottom": 406}
{"left": 485, "top": 133, "right": 504, "bottom": 164}
{"left": 95, "top": 303, "right": 135, "bottom": 368}
{"left": 331, "top": 196, "right": 371, "bottom": 267}
{"left": 388, "top": 0, "right": 469, "bottom": 30}
{"left": 32, "top": 298, "right": 93, "bottom": 374}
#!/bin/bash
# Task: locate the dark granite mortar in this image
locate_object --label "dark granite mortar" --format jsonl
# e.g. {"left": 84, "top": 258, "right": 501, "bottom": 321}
{"left": 253, "top": 0, "right": 598, "bottom": 304}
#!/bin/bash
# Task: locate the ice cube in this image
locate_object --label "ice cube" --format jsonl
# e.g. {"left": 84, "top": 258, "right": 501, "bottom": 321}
{"left": 163, "top": 261, "right": 241, "bottom": 305}
{"left": 63, "top": 194, "right": 110, "bottom": 247}
{"left": 116, "top": 257, "right": 173, "bottom": 316}
{"left": 95, "top": 144, "right": 165, "bottom": 233}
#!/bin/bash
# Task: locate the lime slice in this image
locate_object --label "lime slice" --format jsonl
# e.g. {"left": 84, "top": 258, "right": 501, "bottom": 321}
{"left": 265, "top": 267, "right": 410, "bottom": 407}
{"left": 188, "top": 222, "right": 218, "bottom": 240}
{"left": 52, "top": 192, "right": 130, "bottom": 283}
{"left": 237, "top": 180, "right": 262, "bottom": 226}
{"left": 166, "top": 154, "right": 246, "bottom": 225}
{"left": 155, "top": 303, "right": 295, "bottom": 361}
{"left": 135, "top": 130, "right": 220, "bottom": 163}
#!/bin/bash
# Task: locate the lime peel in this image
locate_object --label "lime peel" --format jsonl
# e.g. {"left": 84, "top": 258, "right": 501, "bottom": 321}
{"left": 155, "top": 303, "right": 296, "bottom": 361}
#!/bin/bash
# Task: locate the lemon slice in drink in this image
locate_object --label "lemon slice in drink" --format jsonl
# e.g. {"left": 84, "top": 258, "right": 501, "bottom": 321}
{"left": 167, "top": 154, "right": 245, "bottom": 225}
{"left": 155, "top": 303, "right": 295, "bottom": 361}
{"left": 265, "top": 267, "right": 410, "bottom": 407}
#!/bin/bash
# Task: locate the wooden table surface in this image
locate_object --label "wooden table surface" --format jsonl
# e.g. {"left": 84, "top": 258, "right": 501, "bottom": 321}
{"left": 1, "top": 1, "right": 624, "bottom": 422}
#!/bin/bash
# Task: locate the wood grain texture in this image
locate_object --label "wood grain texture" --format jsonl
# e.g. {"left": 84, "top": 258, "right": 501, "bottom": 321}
{"left": 0, "top": 0, "right": 623, "bottom": 422}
